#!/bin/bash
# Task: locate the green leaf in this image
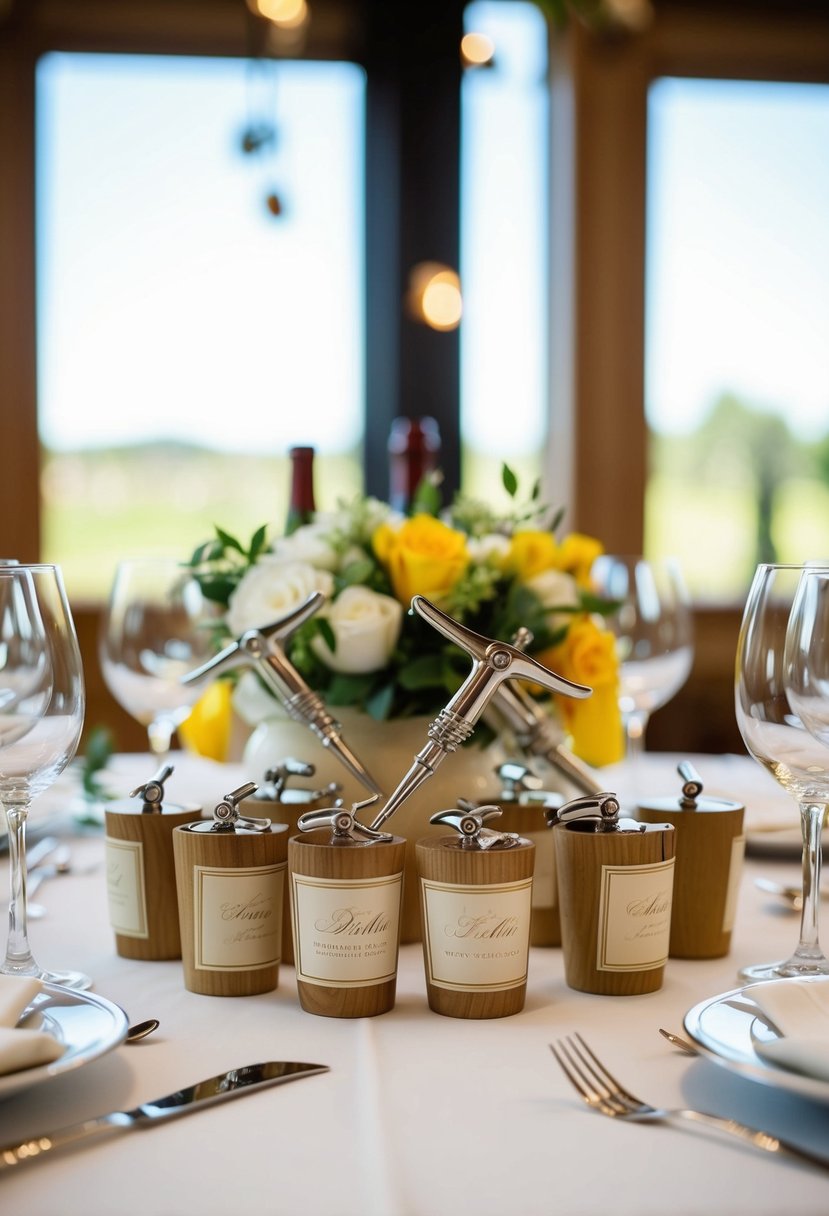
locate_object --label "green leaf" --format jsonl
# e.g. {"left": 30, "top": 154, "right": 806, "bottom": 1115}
{"left": 339, "top": 557, "right": 376, "bottom": 588}
{"left": 315, "top": 618, "right": 337, "bottom": 652}
{"left": 411, "top": 476, "right": 442, "bottom": 517}
{"left": 215, "top": 527, "right": 245, "bottom": 555}
{"left": 325, "top": 672, "right": 375, "bottom": 705}
{"left": 248, "top": 524, "right": 269, "bottom": 561}
{"left": 366, "top": 682, "right": 395, "bottom": 720}
{"left": 197, "top": 574, "right": 239, "bottom": 604}
{"left": 502, "top": 463, "right": 519, "bottom": 498}
{"left": 550, "top": 505, "right": 566, "bottom": 533}
{"left": 397, "top": 653, "right": 446, "bottom": 690}
{"left": 189, "top": 538, "right": 225, "bottom": 566}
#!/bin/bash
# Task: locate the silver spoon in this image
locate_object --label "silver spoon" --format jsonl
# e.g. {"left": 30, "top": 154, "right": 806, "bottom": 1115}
{"left": 125, "top": 1019, "right": 159, "bottom": 1043}
{"left": 753, "top": 877, "right": 829, "bottom": 911}
{"left": 659, "top": 1027, "right": 698, "bottom": 1055}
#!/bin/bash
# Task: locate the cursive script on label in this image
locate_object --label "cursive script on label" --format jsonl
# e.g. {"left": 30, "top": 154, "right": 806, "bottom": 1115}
{"left": 314, "top": 907, "right": 390, "bottom": 936}
{"left": 219, "top": 891, "right": 273, "bottom": 923}
{"left": 625, "top": 890, "right": 671, "bottom": 918}
{"left": 443, "top": 911, "right": 519, "bottom": 940}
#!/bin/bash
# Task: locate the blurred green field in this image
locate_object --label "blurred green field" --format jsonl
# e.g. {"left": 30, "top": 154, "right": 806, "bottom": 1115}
{"left": 42, "top": 444, "right": 829, "bottom": 604}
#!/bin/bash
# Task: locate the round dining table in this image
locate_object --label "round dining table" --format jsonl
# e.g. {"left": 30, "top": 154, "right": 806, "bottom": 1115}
{"left": 1, "top": 748, "right": 829, "bottom": 1216}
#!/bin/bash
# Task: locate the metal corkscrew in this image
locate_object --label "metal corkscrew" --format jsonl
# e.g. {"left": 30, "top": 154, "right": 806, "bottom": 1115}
{"left": 180, "top": 591, "right": 383, "bottom": 796}
{"left": 489, "top": 681, "right": 604, "bottom": 797}
{"left": 130, "top": 764, "right": 174, "bottom": 814}
{"left": 369, "top": 595, "right": 593, "bottom": 831}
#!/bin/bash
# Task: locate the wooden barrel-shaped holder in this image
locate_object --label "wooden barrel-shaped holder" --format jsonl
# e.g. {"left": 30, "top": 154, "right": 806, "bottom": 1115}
{"left": 105, "top": 800, "right": 201, "bottom": 960}
{"left": 173, "top": 822, "right": 288, "bottom": 996}
{"left": 238, "top": 790, "right": 332, "bottom": 966}
{"left": 488, "top": 798, "right": 562, "bottom": 947}
{"left": 556, "top": 819, "right": 675, "bottom": 995}
{"left": 288, "top": 831, "right": 406, "bottom": 1018}
{"left": 636, "top": 795, "right": 745, "bottom": 959}
{"left": 415, "top": 835, "right": 535, "bottom": 1019}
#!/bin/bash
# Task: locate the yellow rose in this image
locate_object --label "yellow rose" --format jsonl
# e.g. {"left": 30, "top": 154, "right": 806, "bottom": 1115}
{"left": 373, "top": 514, "right": 469, "bottom": 606}
{"left": 178, "top": 679, "right": 234, "bottom": 763}
{"left": 537, "top": 617, "right": 624, "bottom": 766}
{"left": 507, "top": 530, "right": 558, "bottom": 580}
{"left": 552, "top": 532, "right": 603, "bottom": 587}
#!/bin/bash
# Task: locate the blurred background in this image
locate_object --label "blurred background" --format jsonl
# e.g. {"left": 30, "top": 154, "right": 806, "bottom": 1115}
{"left": 1, "top": 0, "right": 827, "bottom": 754}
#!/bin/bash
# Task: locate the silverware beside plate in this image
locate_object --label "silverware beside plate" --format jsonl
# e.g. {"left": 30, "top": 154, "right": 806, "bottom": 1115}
{"left": 0, "top": 1060, "right": 329, "bottom": 1170}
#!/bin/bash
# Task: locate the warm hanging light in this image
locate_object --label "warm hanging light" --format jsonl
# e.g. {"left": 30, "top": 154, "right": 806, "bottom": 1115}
{"left": 460, "top": 31, "right": 496, "bottom": 68}
{"left": 254, "top": 0, "right": 309, "bottom": 28}
{"left": 406, "top": 263, "right": 463, "bottom": 332}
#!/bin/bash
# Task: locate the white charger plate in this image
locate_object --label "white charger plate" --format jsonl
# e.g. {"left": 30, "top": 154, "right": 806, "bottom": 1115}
{"left": 684, "top": 980, "right": 829, "bottom": 1105}
{"left": 0, "top": 982, "right": 128, "bottom": 1101}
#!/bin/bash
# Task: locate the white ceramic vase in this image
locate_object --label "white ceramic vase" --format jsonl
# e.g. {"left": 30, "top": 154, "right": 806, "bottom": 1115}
{"left": 240, "top": 706, "right": 507, "bottom": 943}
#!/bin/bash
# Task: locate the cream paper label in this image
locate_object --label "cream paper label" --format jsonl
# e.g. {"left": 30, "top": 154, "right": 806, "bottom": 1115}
{"left": 722, "top": 834, "right": 746, "bottom": 933}
{"left": 421, "top": 877, "right": 532, "bottom": 992}
{"left": 193, "top": 863, "right": 285, "bottom": 972}
{"left": 105, "top": 836, "right": 148, "bottom": 939}
{"left": 291, "top": 872, "right": 403, "bottom": 988}
{"left": 596, "top": 859, "right": 675, "bottom": 972}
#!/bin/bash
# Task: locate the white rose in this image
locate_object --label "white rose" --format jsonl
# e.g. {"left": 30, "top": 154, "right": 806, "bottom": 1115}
{"left": 270, "top": 522, "right": 339, "bottom": 571}
{"left": 525, "top": 568, "right": 580, "bottom": 631}
{"left": 467, "top": 533, "right": 511, "bottom": 568}
{"left": 226, "top": 558, "right": 334, "bottom": 636}
{"left": 311, "top": 585, "right": 403, "bottom": 674}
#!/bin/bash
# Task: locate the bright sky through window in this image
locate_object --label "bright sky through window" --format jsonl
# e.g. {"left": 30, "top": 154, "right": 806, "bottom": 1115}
{"left": 36, "top": 53, "right": 365, "bottom": 455}
{"left": 647, "top": 78, "right": 829, "bottom": 440}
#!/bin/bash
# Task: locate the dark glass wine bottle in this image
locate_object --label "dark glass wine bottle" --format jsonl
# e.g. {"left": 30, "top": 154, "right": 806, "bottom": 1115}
{"left": 387, "top": 417, "right": 441, "bottom": 513}
{"left": 285, "top": 446, "right": 316, "bottom": 534}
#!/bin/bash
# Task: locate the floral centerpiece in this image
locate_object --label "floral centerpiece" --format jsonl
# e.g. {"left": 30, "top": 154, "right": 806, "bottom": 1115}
{"left": 185, "top": 466, "right": 623, "bottom": 768}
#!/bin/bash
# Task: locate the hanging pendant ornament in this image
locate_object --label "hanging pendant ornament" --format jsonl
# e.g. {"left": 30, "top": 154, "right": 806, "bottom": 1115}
{"left": 181, "top": 591, "right": 383, "bottom": 796}
{"left": 369, "top": 596, "right": 593, "bottom": 832}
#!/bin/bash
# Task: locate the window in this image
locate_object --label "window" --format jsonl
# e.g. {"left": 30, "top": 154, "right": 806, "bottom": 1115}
{"left": 36, "top": 50, "right": 365, "bottom": 598}
{"left": 460, "top": 0, "right": 549, "bottom": 504}
{"left": 645, "top": 77, "right": 829, "bottom": 600}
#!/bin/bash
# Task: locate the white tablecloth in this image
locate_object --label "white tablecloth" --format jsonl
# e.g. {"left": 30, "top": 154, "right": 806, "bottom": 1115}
{"left": 2, "top": 752, "right": 829, "bottom": 1216}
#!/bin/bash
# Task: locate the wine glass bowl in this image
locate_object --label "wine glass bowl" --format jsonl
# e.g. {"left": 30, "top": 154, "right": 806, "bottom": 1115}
{"left": 735, "top": 562, "right": 829, "bottom": 983}
{"left": 99, "top": 558, "right": 218, "bottom": 755}
{"left": 0, "top": 563, "right": 87, "bottom": 988}
{"left": 589, "top": 555, "right": 694, "bottom": 757}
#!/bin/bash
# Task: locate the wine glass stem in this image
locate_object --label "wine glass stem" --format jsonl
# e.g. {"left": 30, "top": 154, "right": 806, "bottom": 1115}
{"left": 3, "top": 805, "right": 38, "bottom": 978}
{"left": 147, "top": 720, "right": 173, "bottom": 756}
{"left": 794, "top": 800, "right": 827, "bottom": 963}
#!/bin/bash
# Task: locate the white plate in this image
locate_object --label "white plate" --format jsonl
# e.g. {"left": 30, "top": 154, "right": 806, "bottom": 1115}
{"left": 684, "top": 980, "right": 829, "bottom": 1105}
{"left": 0, "top": 983, "right": 128, "bottom": 1100}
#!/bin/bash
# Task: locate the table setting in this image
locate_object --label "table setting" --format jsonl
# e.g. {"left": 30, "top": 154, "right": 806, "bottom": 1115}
{"left": 1, "top": 486, "right": 829, "bottom": 1213}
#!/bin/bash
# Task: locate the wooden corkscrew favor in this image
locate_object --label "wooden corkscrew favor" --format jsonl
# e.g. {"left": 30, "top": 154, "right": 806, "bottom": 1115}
{"left": 104, "top": 763, "right": 201, "bottom": 961}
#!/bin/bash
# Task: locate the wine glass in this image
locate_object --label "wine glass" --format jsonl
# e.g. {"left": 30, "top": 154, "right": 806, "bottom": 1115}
{"left": 0, "top": 563, "right": 89, "bottom": 989}
{"left": 735, "top": 562, "right": 829, "bottom": 983}
{"left": 99, "top": 558, "right": 218, "bottom": 756}
{"left": 590, "top": 555, "right": 694, "bottom": 766}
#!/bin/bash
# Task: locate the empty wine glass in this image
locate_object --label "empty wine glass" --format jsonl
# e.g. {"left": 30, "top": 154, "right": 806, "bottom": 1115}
{"left": 99, "top": 558, "right": 218, "bottom": 755}
{"left": 736, "top": 562, "right": 829, "bottom": 983}
{"left": 590, "top": 555, "right": 694, "bottom": 765}
{"left": 0, "top": 563, "right": 89, "bottom": 989}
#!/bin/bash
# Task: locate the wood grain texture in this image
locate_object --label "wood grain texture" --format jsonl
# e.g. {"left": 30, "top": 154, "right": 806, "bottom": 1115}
{"left": 288, "top": 832, "right": 405, "bottom": 1019}
{"left": 173, "top": 824, "right": 288, "bottom": 997}
{"left": 636, "top": 803, "right": 745, "bottom": 958}
{"left": 104, "top": 805, "right": 198, "bottom": 960}
{"left": 489, "top": 801, "right": 561, "bottom": 947}
{"left": 555, "top": 823, "right": 675, "bottom": 996}
{"left": 415, "top": 836, "right": 535, "bottom": 1019}
{"left": 238, "top": 792, "right": 331, "bottom": 966}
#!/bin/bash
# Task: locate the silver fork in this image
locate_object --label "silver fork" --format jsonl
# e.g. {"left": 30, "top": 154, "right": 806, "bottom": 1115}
{"left": 550, "top": 1033, "right": 829, "bottom": 1172}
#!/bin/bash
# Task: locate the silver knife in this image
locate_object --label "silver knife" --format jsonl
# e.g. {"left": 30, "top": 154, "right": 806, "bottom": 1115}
{"left": 0, "top": 1060, "right": 328, "bottom": 1171}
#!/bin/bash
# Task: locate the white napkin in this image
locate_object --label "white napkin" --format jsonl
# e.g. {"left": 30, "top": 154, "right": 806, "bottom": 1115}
{"left": 0, "top": 975, "right": 64, "bottom": 1075}
{"left": 750, "top": 977, "right": 829, "bottom": 1081}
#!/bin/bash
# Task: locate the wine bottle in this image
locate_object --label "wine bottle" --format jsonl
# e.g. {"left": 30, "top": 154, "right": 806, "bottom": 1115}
{"left": 285, "top": 446, "right": 316, "bottom": 534}
{"left": 387, "top": 417, "right": 441, "bottom": 513}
